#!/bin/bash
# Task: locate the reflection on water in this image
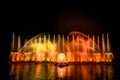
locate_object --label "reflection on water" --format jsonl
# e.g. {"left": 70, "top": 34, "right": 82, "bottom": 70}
{"left": 9, "top": 63, "right": 114, "bottom": 80}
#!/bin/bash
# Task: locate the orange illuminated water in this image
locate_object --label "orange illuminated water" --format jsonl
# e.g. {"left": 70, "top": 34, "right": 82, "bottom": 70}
{"left": 10, "top": 31, "right": 114, "bottom": 63}
{"left": 9, "top": 63, "right": 114, "bottom": 80}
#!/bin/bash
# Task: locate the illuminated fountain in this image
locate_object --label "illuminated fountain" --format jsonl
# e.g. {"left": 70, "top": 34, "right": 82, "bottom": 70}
{"left": 10, "top": 31, "right": 114, "bottom": 63}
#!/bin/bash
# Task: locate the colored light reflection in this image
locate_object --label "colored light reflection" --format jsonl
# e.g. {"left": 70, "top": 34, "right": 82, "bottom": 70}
{"left": 10, "top": 31, "right": 113, "bottom": 63}
{"left": 57, "top": 53, "right": 66, "bottom": 63}
{"left": 9, "top": 63, "right": 114, "bottom": 80}
{"left": 57, "top": 67, "right": 67, "bottom": 79}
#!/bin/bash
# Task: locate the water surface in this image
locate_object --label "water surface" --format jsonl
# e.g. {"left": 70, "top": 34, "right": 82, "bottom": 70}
{"left": 9, "top": 63, "right": 114, "bottom": 80}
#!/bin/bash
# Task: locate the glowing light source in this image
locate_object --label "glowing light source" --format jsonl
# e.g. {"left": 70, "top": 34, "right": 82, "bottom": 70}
{"left": 10, "top": 31, "right": 113, "bottom": 63}
{"left": 57, "top": 53, "right": 66, "bottom": 63}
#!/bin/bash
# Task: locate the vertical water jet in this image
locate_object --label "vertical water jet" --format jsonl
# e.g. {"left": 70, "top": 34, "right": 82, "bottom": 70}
{"left": 107, "top": 33, "right": 110, "bottom": 52}
{"left": 97, "top": 36, "right": 100, "bottom": 52}
{"left": 10, "top": 31, "right": 113, "bottom": 63}
{"left": 58, "top": 34, "right": 61, "bottom": 52}
{"left": 11, "top": 32, "right": 15, "bottom": 51}
{"left": 62, "top": 34, "right": 65, "bottom": 52}
{"left": 39, "top": 37, "right": 41, "bottom": 44}
{"left": 67, "top": 35, "right": 69, "bottom": 45}
{"left": 48, "top": 34, "right": 50, "bottom": 46}
{"left": 77, "top": 35, "right": 79, "bottom": 51}
{"left": 17, "top": 35, "right": 21, "bottom": 51}
{"left": 43, "top": 35, "right": 47, "bottom": 57}
{"left": 92, "top": 35, "right": 95, "bottom": 52}
{"left": 34, "top": 38, "right": 37, "bottom": 44}
{"left": 72, "top": 34, "right": 75, "bottom": 52}
{"left": 87, "top": 34, "right": 90, "bottom": 52}
{"left": 53, "top": 34, "right": 55, "bottom": 44}
{"left": 102, "top": 33, "right": 105, "bottom": 52}
{"left": 82, "top": 37, "right": 84, "bottom": 52}
{"left": 44, "top": 35, "right": 47, "bottom": 44}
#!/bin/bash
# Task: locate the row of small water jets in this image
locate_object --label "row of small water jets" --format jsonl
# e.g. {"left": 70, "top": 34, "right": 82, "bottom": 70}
{"left": 10, "top": 31, "right": 114, "bottom": 63}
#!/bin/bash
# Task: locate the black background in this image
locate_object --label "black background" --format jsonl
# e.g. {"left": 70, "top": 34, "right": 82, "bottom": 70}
{"left": 1, "top": 1, "right": 119, "bottom": 60}
{"left": 0, "top": 1, "right": 119, "bottom": 79}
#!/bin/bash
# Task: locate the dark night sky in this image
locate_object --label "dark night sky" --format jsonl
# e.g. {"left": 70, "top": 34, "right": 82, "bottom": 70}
{"left": 0, "top": 1, "right": 119, "bottom": 62}
{"left": 0, "top": 2, "right": 119, "bottom": 80}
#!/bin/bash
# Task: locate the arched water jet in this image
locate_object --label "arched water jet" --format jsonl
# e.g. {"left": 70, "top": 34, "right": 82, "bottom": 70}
{"left": 24, "top": 38, "right": 28, "bottom": 45}
{"left": 10, "top": 31, "right": 113, "bottom": 63}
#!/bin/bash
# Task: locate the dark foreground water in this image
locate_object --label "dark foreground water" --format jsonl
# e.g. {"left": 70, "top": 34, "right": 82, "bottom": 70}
{"left": 6, "top": 62, "right": 119, "bottom": 80}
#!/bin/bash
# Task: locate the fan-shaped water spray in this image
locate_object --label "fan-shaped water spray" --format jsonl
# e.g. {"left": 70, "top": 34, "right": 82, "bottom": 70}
{"left": 10, "top": 31, "right": 113, "bottom": 63}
